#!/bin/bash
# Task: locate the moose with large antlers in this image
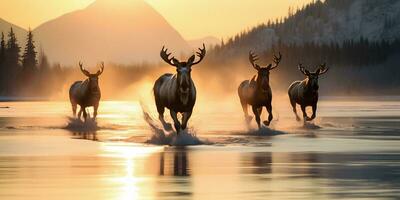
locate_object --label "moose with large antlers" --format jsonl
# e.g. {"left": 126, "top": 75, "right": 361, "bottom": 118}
{"left": 69, "top": 62, "right": 104, "bottom": 121}
{"left": 288, "top": 63, "right": 329, "bottom": 122}
{"left": 153, "top": 44, "right": 206, "bottom": 134}
{"left": 238, "top": 51, "right": 282, "bottom": 128}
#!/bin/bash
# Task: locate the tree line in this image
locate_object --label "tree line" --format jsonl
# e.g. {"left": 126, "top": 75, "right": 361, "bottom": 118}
{"left": 204, "top": 0, "right": 400, "bottom": 95}
{"left": 0, "top": 27, "right": 68, "bottom": 97}
{"left": 0, "top": 27, "right": 163, "bottom": 99}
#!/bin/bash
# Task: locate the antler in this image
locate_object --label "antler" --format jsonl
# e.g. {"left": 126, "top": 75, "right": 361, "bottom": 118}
{"left": 269, "top": 52, "right": 282, "bottom": 70}
{"left": 79, "top": 61, "right": 90, "bottom": 77}
{"left": 96, "top": 62, "right": 104, "bottom": 76}
{"left": 249, "top": 51, "right": 260, "bottom": 70}
{"left": 316, "top": 63, "right": 329, "bottom": 75}
{"left": 191, "top": 43, "right": 206, "bottom": 65}
{"left": 160, "top": 46, "right": 178, "bottom": 67}
{"left": 298, "top": 63, "right": 310, "bottom": 76}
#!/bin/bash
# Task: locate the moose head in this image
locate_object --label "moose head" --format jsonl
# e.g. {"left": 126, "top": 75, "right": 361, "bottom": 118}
{"left": 160, "top": 44, "right": 206, "bottom": 95}
{"left": 79, "top": 62, "right": 104, "bottom": 91}
{"left": 249, "top": 51, "right": 282, "bottom": 92}
{"left": 298, "top": 63, "right": 328, "bottom": 92}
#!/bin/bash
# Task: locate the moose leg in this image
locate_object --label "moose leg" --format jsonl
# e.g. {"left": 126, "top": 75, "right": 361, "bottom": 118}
{"left": 240, "top": 100, "right": 252, "bottom": 123}
{"left": 82, "top": 107, "right": 88, "bottom": 122}
{"left": 93, "top": 103, "right": 99, "bottom": 119}
{"left": 71, "top": 103, "right": 77, "bottom": 117}
{"left": 77, "top": 106, "right": 83, "bottom": 120}
{"left": 263, "top": 104, "right": 273, "bottom": 126}
{"left": 290, "top": 100, "right": 301, "bottom": 121}
{"left": 157, "top": 106, "right": 172, "bottom": 131}
{"left": 181, "top": 111, "right": 192, "bottom": 131}
{"left": 170, "top": 110, "right": 182, "bottom": 134}
{"left": 311, "top": 103, "right": 317, "bottom": 120}
{"left": 252, "top": 106, "right": 261, "bottom": 129}
{"left": 300, "top": 105, "right": 311, "bottom": 122}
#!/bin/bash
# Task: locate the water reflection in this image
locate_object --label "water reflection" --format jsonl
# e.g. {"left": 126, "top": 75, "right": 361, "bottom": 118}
{"left": 238, "top": 152, "right": 400, "bottom": 199}
{"left": 1, "top": 146, "right": 400, "bottom": 199}
{"left": 241, "top": 152, "right": 320, "bottom": 177}
{"left": 156, "top": 148, "right": 192, "bottom": 198}
{"left": 155, "top": 147, "right": 191, "bottom": 177}
{"left": 249, "top": 152, "right": 272, "bottom": 175}
{"left": 1, "top": 100, "right": 400, "bottom": 199}
{"left": 72, "top": 131, "right": 98, "bottom": 141}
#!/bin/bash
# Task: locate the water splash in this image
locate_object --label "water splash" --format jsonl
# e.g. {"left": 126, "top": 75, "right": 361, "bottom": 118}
{"left": 302, "top": 121, "right": 322, "bottom": 130}
{"left": 64, "top": 117, "right": 99, "bottom": 132}
{"left": 140, "top": 101, "right": 204, "bottom": 146}
{"left": 240, "top": 115, "right": 286, "bottom": 136}
{"left": 246, "top": 126, "right": 286, "bottom": 136}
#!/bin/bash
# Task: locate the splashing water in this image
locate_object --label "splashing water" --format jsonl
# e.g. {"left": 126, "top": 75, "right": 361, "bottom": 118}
{"left": 140, "top": 101, "right": 204, "bottom": 146}
{"left": 302, "top": 121, "right": 322, "bottom": 130}
{"left": 64, "top": 117, "right": 99, "bottom": 132}
{"left": 241, "top": 115, "right": 286, "bottom": 136}
{"left": 245, "top": 126, "right": 287, "bottom": 136}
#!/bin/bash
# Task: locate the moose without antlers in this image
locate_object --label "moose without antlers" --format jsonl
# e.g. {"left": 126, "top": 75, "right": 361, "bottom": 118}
{"left": 238, "top": 51, "right": 282, "bottom": 128}
{"left": 288, "top": 63, "right": 329, "bottom": 122}
{"left": 153, "top": 44, "right": 206, "bottom": 134}
{"left": 69, "top": 62, "right": 104, "bottom": 121}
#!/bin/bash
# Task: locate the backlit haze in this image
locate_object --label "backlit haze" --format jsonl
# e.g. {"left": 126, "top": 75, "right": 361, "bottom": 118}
{"left": 0, "top": 0, "right": 314, "bottom": 40}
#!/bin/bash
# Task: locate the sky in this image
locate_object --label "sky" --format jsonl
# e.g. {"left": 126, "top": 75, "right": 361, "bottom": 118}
{"left": 0, "top": 0, "right": 314, "bottom": 40}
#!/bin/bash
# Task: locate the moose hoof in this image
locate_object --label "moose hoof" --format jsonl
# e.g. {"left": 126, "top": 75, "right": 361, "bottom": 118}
{"left": 174, "top": 126, "right": 182, "bottom": 135}
{"left": 263, "top": 120, "right": 271, "bottom": 126}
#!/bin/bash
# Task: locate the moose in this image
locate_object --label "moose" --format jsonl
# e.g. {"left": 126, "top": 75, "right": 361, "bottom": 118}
{"left": 153, "top": 44, "right": 206, "bottom": 134}
{"left": 288, "top": 63, "right": 329, "bottom": 122}
{"left": 69, "top": 62, "right": 104, "bottom": 121}
{"left": 238, "top": 51, "right": 282, "bottom": 128}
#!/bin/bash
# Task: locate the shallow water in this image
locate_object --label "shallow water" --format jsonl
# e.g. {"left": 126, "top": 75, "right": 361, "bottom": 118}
{"left": 0, "top": 97, "right": 400, "bottom": 199}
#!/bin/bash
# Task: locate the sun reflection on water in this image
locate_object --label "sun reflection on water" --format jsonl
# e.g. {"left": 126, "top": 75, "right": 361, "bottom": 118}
{"left": 101, "top": 143, "right": 163, "bottom": 200}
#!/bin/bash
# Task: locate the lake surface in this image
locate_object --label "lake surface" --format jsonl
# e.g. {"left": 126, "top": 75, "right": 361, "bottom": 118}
{"left": 0, "top": 97, "right": 400, "bottom": 199}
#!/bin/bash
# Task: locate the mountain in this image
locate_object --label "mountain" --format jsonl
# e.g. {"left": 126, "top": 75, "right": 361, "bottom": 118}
{"left": 282, "top": 0, "right": 400, "bottom": 44}
{"left": 0, "top": 18, "right": 27, "bottom": 48}
{"left": 188, "top": 36, "right": 220, "bottom": 48}
{"left": 204, "top": 0, "right": 400, "bottom": 95}
{"left": 33, "top": 0, "right": 191, "bottom": 65}
{"left": 217, "top": 0, "right": 400, "bottom": 53}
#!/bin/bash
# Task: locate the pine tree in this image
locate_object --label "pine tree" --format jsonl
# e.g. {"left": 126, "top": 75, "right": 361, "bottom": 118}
{"left": 22, "top": 29, "right": 37, "bottom": 72}
{"left": 0, "top": 32, "right": 6, "bottom": 92}
{"left": 6, "top": 27, "right": 20, "bottom": 67}
{"left": 0, "top": 32, "right": 5, "bottom": 63}
{"left": 38, "top": 50, "right": 50, "bottom": 73}
{"left": 37, "top": 50, "right": 51, "bottom": 96}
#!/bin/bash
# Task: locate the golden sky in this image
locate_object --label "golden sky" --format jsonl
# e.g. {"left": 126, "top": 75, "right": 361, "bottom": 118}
{"left": 0, "top": 0, "right": 313, "bottom": 40}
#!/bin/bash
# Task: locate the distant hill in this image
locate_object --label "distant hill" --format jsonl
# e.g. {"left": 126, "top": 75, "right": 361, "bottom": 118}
{"left": 188, "top": 36, "right": 220, "bottom": 49}
{"left": 205, "top": 0, "right": 400, "bottom": 95}
{"left": 282, "top": 0, "right": 400, "bottom": 44}
{"left": 217, "top": 0, "right": 400, "bottom": 53}
{"left": 33, "top": 0, "right": 191, "bottom": 65}
{"left": 0, "top": 18, "right": 27, "bottom": 48}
